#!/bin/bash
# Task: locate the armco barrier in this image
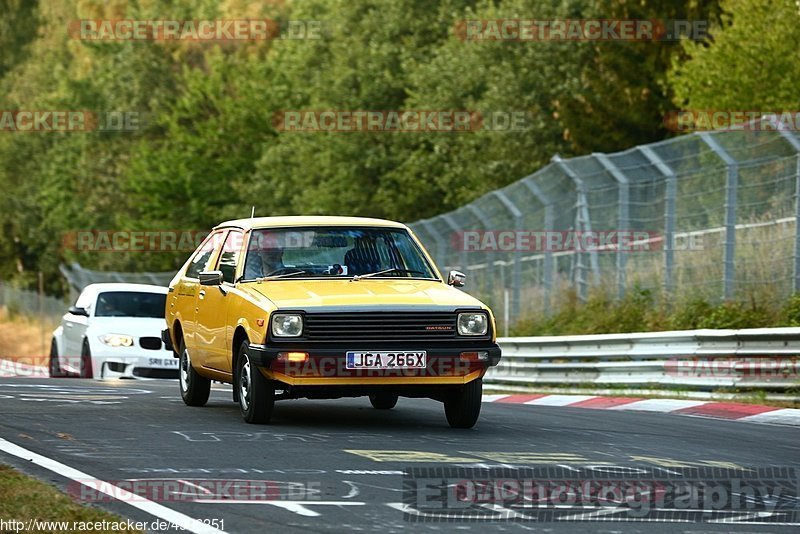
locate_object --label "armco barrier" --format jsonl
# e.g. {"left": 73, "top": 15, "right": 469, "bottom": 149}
{"left": 489, "top": 328, "right": 800, "bottom": 398}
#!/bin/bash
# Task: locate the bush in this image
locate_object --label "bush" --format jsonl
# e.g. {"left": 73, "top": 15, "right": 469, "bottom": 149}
{"left": 513, "top": 291, "right": 788, "bottom": 336}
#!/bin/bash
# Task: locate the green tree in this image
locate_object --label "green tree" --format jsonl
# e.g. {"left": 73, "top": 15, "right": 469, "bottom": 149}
{"left": 670, "top": 0, "right": 800, "bottom": 110}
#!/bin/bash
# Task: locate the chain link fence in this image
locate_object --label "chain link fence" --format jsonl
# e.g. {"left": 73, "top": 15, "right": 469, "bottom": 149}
{"left": 409, "top": 124, "right": 800, "bottom": 331}
{"left": 46, "top": 122, "right": 800, "bottom": 334}
{"left": 0, "top": 281, "right": 66, "bottom": 322}
{"left": 59, "top": 263, "right": 175, "bottom": 296}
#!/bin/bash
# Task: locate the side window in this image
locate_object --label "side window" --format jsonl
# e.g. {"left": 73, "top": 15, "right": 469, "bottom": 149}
{"left": 185, "top": 233, "right": 219, "bottom": 279}
{"left": 217, "top": 230, "right": 244, "bottom": 284}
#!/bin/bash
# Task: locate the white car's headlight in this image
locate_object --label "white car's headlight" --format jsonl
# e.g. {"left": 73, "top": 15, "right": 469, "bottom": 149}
{"left": 272, "top": 314, "right": 303, "bottom": 337}
{"left": 99, "top": 334, "right": 134, "bottom": 347}
{"left": 457, "top": 312, "right": 488, "bottom": 336}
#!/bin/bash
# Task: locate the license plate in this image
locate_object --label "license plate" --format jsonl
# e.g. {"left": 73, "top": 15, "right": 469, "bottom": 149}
{"left": 346, "top": 351, "right": 426, "bottom": 369}
{"left": 148, "top": 358, "right": 178, "bottom": 368}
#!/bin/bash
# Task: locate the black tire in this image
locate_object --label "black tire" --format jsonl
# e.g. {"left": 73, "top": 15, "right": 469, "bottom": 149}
{"left": 49, "top": 339, "right": 64, "bottom": 378}
{"left": 236, "top": 340, "right": 274, "bottom": 424}
{"left": 79, "top": 339, "right": 94, "bottom": 379}
{"left": 444, "top": 378, "right": 483, "bottom": 429}
{"left": 369, "top": 393, "right": 398, "bottom": 410}
{"left": 179, "top": 339, "right": 211, "bottom": 407}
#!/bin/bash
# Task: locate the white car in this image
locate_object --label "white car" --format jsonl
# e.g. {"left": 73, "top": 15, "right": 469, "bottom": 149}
{"left": 50, "top": 283, "right": 177, "bottom": 379}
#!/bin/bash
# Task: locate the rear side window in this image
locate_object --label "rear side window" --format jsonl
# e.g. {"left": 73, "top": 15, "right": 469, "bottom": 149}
{"left": 186, "top": 233, "right": 220, "bottom": 279}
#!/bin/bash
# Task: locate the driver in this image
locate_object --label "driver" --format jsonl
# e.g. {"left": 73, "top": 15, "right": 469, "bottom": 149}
{"left": 244, "top": 232, "right": 284, "bottom": 279}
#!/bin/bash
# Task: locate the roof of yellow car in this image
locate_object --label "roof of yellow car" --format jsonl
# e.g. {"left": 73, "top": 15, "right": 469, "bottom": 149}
{"left": 214, "top": 215, "right": 408, "bottom": 231}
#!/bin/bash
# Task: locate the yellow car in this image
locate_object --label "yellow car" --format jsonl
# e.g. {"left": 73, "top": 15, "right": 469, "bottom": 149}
{"left": 162, "top": 216, "right": 501, "bottom": 428}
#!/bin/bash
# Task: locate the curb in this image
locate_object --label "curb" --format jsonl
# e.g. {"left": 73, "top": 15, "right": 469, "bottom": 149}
{"left": 482, "top": 394, "right": 800, "bottom": 427}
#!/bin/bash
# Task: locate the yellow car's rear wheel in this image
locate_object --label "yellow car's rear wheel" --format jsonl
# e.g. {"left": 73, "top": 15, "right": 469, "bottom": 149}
{"left": 179, "top": 340, "right": 210, "bottom": 406}
{"left": 369, "top": 393, "right": 398, "bottom": 410}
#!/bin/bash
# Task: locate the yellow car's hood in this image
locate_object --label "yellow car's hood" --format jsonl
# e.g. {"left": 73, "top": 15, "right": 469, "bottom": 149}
{"left": 245, "top": 279, "right": 486, "bottom": 310}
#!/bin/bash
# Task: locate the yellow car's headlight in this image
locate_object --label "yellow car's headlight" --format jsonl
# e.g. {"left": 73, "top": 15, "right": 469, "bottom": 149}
{"left": 99, "top": 334, "right": 134, "bottom": 347}
{"left": 457, "top": 312, "right": 488, "bottom": 336}
{"left": 271, "top": 314, "right": 303, "bottom": 337}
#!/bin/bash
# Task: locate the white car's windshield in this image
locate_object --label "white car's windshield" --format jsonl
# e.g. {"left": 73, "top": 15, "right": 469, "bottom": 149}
{"left": 241, "top": 227, "right": 436, "bottom": 281}
{"left": 94, "top": 291, "right": 166, "bottom": 318}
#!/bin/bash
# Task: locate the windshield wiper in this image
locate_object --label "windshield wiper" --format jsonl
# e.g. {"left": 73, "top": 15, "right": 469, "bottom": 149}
{"left": 257, "top": 270, "right": 315, "bottom": 281}
{"left": 351, "top": 268, "right": 426, "bottom": 281}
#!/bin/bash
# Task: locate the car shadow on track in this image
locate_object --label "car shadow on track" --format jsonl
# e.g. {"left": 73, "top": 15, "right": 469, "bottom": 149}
{"left": 198, "top": 397, "right": 470, "bottom": 431}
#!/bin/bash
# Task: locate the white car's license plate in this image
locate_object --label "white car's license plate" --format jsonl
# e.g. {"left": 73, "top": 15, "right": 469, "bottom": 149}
{"left": 346, "top": 351, "right": 426, "bottom": 369}
{"left": 147, "top": 357, "right": 179, "bottom": 368}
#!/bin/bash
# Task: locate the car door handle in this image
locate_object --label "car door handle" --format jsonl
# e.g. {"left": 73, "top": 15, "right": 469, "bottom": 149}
{"left": 199, "top": 289, "right": 206, "bottom": 300}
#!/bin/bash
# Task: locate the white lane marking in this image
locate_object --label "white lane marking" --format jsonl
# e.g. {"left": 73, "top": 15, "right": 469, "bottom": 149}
{"left": 193, "top": 500, "right": 365, "bottom": 517}
{"left": 524, "top": 395, "right": 596, "bottom": 406}
{"left": 607, "top": 399, "right": 708, "bottom": 412}
{"left": 0, "top": 438, "right": 225, "bottom": 534}
{"left": 341, "top": 481, "right": 360, "bottom": 499}
{"left": 738, "top": 408, "right": 800, "bottom": 426}
{"left": 481, "top": 394, "right": 510, "bottom": 402}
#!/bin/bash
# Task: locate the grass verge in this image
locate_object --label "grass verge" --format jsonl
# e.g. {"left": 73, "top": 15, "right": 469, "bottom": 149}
{"left": 0, "top": 464, "right": 141, "bottom": 533}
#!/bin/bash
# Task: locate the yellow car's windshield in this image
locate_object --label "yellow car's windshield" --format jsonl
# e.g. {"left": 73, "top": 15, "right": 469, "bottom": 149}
{"left": 240, "top": 227, "right": 437, "bottom": 281}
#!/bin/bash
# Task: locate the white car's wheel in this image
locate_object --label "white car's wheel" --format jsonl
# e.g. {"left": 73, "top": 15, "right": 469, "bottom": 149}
{"left": 79, "top": 339, "right": 94, "bottom": 379}
{"left": 179, "top": 339, "right": 210, "bottom": 406}
{"left": 49, "top": 339, "right": 64, "bottom": 378}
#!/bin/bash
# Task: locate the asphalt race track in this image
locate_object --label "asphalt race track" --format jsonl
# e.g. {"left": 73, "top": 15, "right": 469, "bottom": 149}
{"left": 0, "top": 378, "right": 798, "bottom": 533}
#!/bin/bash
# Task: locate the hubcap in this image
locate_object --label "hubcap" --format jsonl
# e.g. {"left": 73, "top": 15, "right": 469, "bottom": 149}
{"left": 240, "top": 357, "right": 251, "bottom": 411}
{"left": 180, "top": 348, "right": 190, "bottom": 392}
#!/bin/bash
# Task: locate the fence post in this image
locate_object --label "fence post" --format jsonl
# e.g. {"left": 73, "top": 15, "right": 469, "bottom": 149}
{"left": 467, "top": 204, "right": 495, "bottom": 305}
{"left": 441, "top": 213, "right": 465, "bottom": 275}
{"left": 778, "top": 130, "right": 800, "bottom": 293}
{"left": 552, "top": 155, "right": 598, "bottom": 301}
{"left": 639, "top": 146, "right": 677, "bottom": 297}
{"left": 520, "top": 175, "right": 554, "bottom": 315}
{"left": 491, "top": 190, "right": 523, "bottom": 319}
{"left": 420, "top": 219, "right": 448, "bottom": 275}
{"left": 594, "top": 153, "right": 630, "bottom": 299}
{"left": 699, "top": 132, "right": 739, "bottom": 300}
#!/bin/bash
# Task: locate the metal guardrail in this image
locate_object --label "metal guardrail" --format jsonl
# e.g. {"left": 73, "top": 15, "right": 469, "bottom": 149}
{"left": 488, "top": 328, "right": 800, "bottom": 394}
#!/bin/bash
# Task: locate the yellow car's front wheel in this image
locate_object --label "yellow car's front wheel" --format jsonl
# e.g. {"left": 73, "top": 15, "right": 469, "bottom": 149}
{"left": 237, "top": 340, "right": 275, "bottom": 424}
